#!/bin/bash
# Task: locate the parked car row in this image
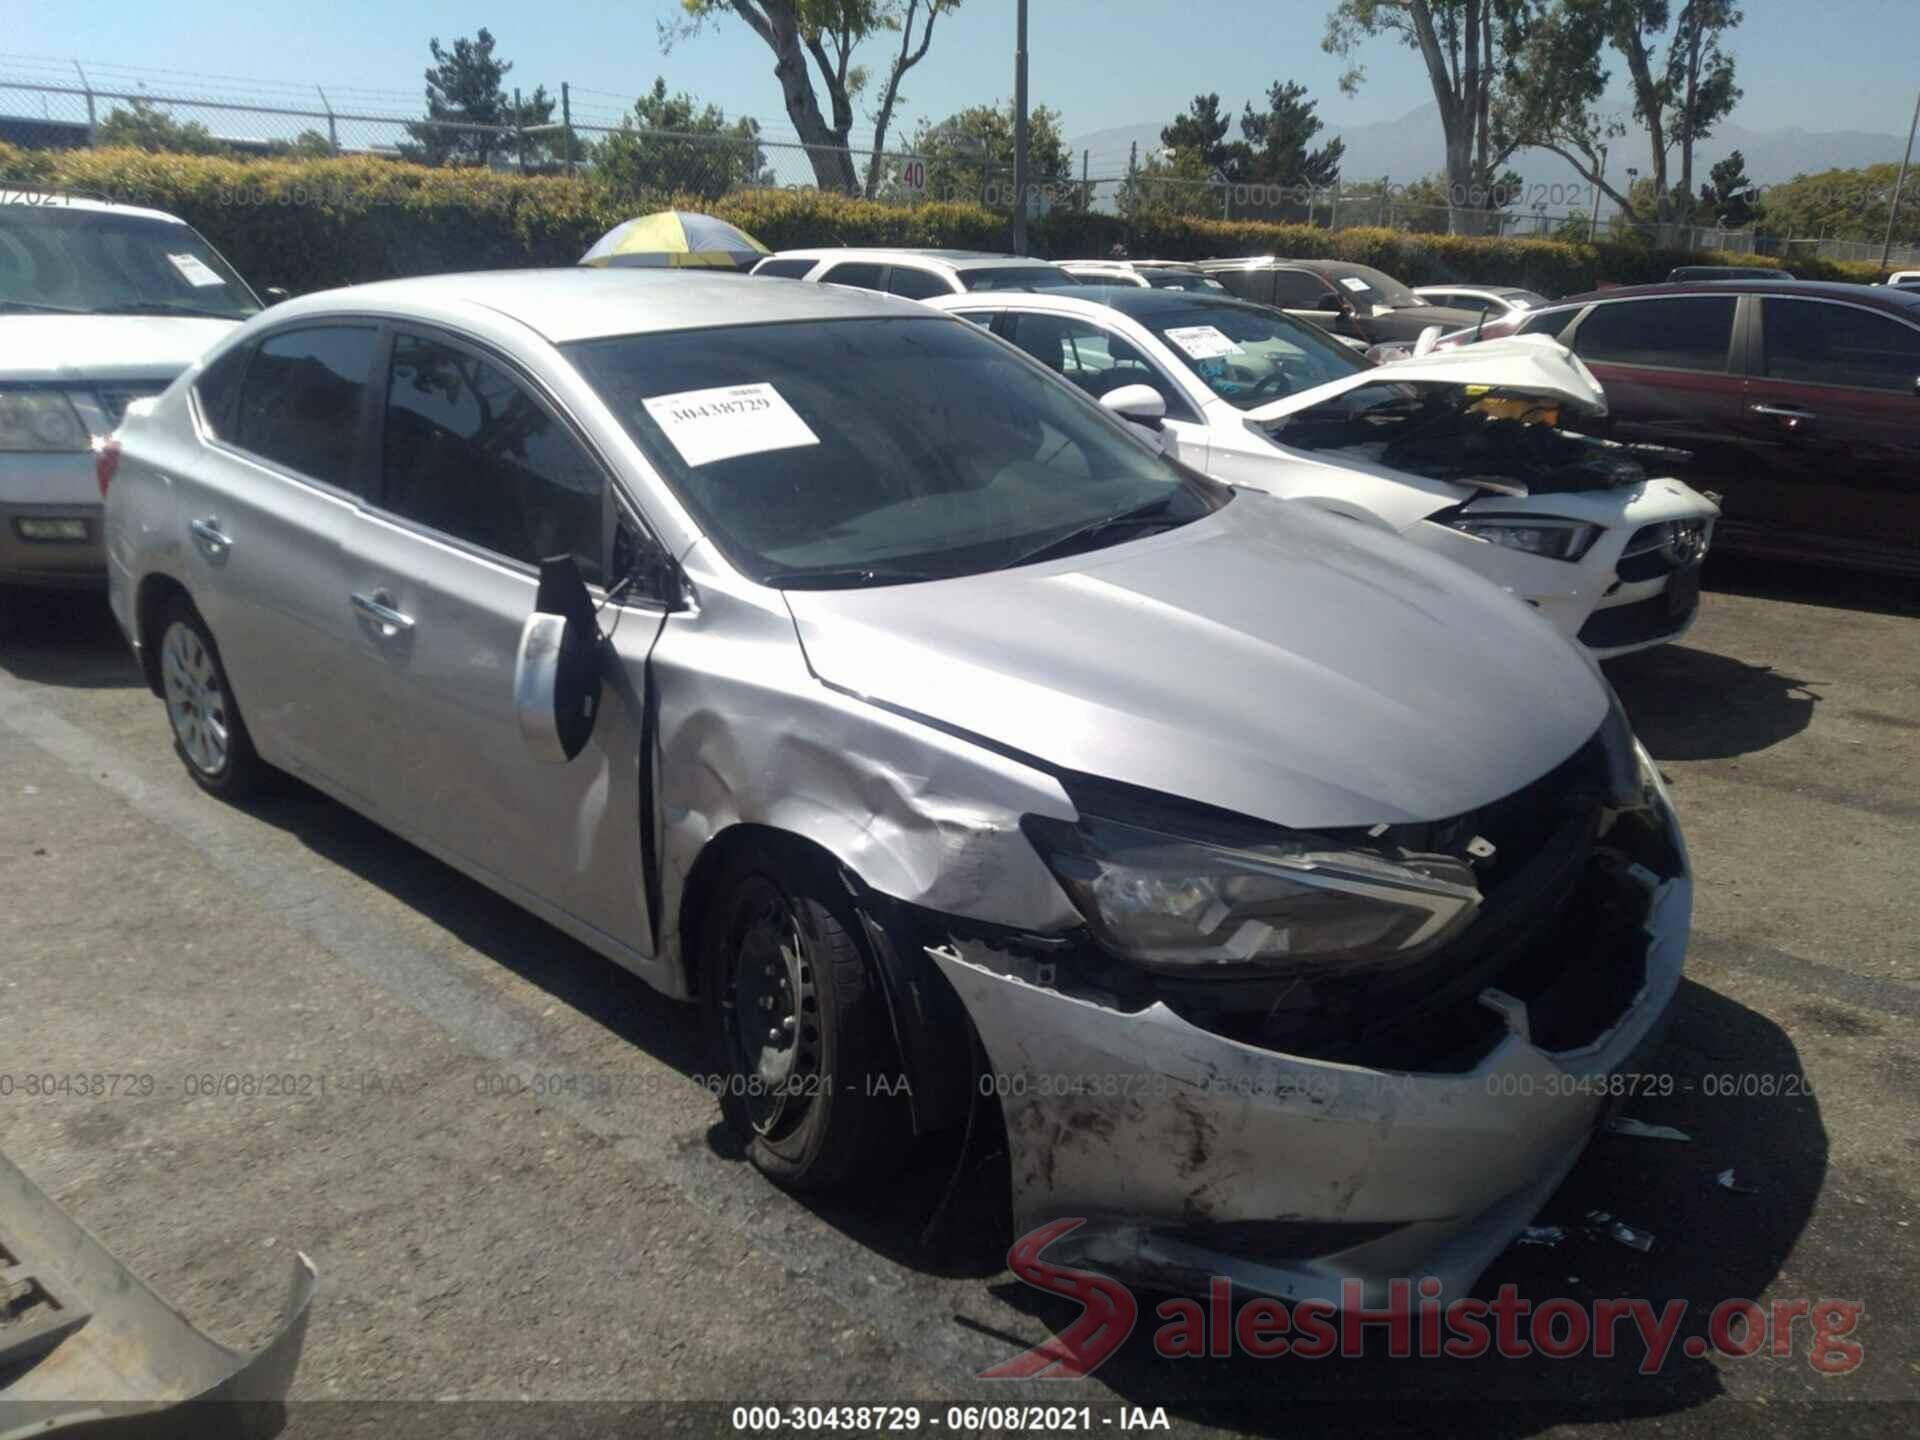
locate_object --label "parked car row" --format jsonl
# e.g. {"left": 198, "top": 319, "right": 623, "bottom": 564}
{"left": 754, "top": 244, "right": 1720, "bottom": 655}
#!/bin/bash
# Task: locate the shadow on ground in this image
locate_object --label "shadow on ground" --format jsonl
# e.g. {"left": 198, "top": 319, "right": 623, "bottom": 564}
{"left": 1605, "top": 643, "right": 1818, "bottom": 761}
{"left": 0, "top": 587, "right": 141, "bottom": 689}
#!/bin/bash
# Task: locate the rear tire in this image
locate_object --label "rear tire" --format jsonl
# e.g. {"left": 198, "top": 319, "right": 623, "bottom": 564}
{"left": 156, "top": 597, "right": 265, "bottom": 800}
{"left": 700, "top": 852, "right": 909, "bottom": 1194}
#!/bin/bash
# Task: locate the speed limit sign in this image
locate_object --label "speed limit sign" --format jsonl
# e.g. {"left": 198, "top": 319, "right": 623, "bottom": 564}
{"left": 901, "top": 156, "right": 927, "bottom": 194}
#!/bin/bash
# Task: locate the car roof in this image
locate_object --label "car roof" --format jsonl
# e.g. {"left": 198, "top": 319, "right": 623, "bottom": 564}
{"left": 767, "top": 248, "right": 1052, "bottom": 271}
{"left": 941, "top": 285, "right": 1261, "bottom": 321}
{"left": 1543, "top": 279, "right": 1920, "bottom": 311}
{"left": 0, "top": 190, "right": 189, "bottom": 226}
{"left": 265, "top": 268, "right": 928, "bottom": 344}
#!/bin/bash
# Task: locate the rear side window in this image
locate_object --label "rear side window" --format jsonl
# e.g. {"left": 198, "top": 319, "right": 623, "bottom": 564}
{"left": 380, "top": 333, "right": 605, "bottom": 582}
{"left": 1514, "top": 308, "right": 1576, "bottom": 340}
{"left": 753, "top": 258, "right": 816, "bottom": 279}
{"left": 193, "top": 343, "right": 251, "bottom": 438}
{"left": 1762, "top": 300, "right": 1920, "bottom": 392}
{"left": 232, "top": 326, "right": 378, "bottom": 488}
{"left": 886, "top": 265, "right": 954, "bottom": 300}
{"left": 1572, "top": 297, "right": 1736, "bottom": 371}
{"left": 818, "top": 261, "right": 887, "bottom": 292}
{"left": 1269, "top": 270, "right": 1331, "bottom": 307}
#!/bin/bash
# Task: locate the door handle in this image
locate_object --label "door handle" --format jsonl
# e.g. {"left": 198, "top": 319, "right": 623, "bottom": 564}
{"left": 350, "top": 589, "right": 415, "bottom": 635}
{"left": 1749, "top": 403, "right": 1817, "bottom": 425}
{"left": 188, "top": 516, "right": 230, "bottom": 559}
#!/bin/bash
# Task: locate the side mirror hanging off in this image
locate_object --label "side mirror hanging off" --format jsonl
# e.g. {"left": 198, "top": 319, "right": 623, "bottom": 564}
{"left": 515, "top": 554, "right": 604, "bottom": 764}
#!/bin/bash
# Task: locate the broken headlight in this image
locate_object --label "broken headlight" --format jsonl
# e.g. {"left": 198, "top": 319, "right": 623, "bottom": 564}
{"left": 1023, "top": 812, "right": 1481, "bottom": 975}
{"left": 1444, "top": 515, "right": 1597, "bottom": 561}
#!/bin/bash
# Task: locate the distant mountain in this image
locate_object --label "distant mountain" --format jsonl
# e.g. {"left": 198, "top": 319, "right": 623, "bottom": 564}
{"left": 1069, "top": 102, "right": 1914, "bottom": 211}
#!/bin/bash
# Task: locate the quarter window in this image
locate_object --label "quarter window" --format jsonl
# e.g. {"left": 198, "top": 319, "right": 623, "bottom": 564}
{"left": 232, "top": 326, "right": 378, "bottom": 488}
{"left": 753, "top": 258, "right": 816, "bottom": 279}
{"left": 1762, "top": 300, "right": 1920, "bottom": 392}
{"left": 817, "top": 261, "right": 887, "bottom": 292}
{"left": 380, "top": 334, "right": 605, "bottom": 583}
{"left": 885, "top": 265, "right": 954, "bottom": 300}
{"left": 1571, "top": 297, "right": 1736, "bottom": 371}
{"left": 1269, "top": 270, "right": 1332, "bottom": 308}
{"left": 193, "top": 342, "right": 251, "bottom": 439}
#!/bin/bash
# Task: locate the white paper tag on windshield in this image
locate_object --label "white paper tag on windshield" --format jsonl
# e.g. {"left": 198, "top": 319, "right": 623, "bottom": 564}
{"left": 1163, "top": 325, "right": 1243, "bottom": 360}
{"left": 1339, "top": 276, "right": 1371, "bottom": 293}
{"left": 641, "top": 382, "right": 820, "bottom": 468}
{"left": 167, "top": 252, "right": 226, "bottom": 288}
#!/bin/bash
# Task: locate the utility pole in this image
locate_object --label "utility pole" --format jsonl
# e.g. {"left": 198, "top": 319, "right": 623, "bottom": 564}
{"left": 1591, "top": 143, "right": 1607, "bottom": 231}
{"left": 562, "top": 82, "right": 575, "bottom": 178}
{"left": 1011, "top": 0, "right": 1030, "bottom": 254}
{"left": 1881, "top": 89, "right": 1920, "bottom": 274}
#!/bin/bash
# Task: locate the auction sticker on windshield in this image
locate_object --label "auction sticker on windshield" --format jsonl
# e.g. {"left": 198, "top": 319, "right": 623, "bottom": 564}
{"left": 1163, "top": 325, "right": 1243, "bottom": 360}
{"left": 641, "top": 382, "right": 821, "bottom": 468}
{"left": 167, "top": 252, "right": 227, "bottom": 288}
{"left": 1339, "top": 276, "right": 1372, "bottom": 293}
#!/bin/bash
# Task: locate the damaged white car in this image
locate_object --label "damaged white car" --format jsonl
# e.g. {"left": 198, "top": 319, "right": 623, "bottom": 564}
{"left": 105, "top": 270, "right": 1691, "bottom": 1307}
{"left": 932, "top": 288, "right": 1721, "bottom": 656}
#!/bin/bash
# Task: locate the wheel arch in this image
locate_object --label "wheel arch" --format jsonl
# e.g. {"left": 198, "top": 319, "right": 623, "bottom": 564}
{"left": 133, "top": 573, "right": 194, "bottom": 698}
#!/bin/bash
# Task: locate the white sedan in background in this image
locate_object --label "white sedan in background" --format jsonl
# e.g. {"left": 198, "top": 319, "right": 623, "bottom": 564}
{"left": 931, "top": 287, "right": 1721, "bottom": 656}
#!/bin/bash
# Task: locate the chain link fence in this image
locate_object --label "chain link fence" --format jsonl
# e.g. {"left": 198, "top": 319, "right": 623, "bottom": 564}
{"left": 5, "top": 56, "right": 1917, "bottom": 266}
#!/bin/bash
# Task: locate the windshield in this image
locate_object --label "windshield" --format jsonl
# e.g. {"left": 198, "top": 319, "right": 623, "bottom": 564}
{"left": 1146, "top": 300, "right": 1369, "bottom": 410}
{"left": 568, "top": 316, "right": 1223, "bottom": 588}
{"left": 0, "top": 202, "right": 260, "bottom": 318}
{"left": 962, "top": 266, "right": 1081, "bottom": 292}
{"left": 1321, "top": 265, "right": 1422, "bottom": 310}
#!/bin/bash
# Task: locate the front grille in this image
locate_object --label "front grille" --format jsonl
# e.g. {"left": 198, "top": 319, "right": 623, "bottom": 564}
{"left": 92, "top": 385, "right": 167, "bottom": 428}
{"left": 1617, "top": 519, "right": 1710, "bottom": 581}
{"left": 1578, "top": 592, "right": 1695, "bottom": 648}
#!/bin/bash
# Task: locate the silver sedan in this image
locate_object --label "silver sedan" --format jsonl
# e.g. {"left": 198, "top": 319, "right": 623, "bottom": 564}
{"left": 104, "top": 269, "right": 1691, "bottom": 1306}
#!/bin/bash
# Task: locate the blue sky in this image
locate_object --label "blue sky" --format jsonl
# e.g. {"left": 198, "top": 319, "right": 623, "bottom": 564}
{"left": 8, "top": 0, "right": 1918, "bottom": 171}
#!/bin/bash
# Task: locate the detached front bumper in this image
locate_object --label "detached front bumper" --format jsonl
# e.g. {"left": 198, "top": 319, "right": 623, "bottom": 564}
{"left": 933, "top": 789, "right": 1691, "bottom": 1308}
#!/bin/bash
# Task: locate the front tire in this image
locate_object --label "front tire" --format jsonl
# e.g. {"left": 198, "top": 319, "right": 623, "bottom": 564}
{"left": 157, "top": 597, "right": 265, "bottom": 800}
{"left": 701, "top": 855, "right": 908, "bottom": 1194}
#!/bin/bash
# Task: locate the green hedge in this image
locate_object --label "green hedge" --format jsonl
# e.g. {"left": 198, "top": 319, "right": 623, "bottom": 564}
{"left": 1, "top": 144, "right": 1883, "bottom": 296}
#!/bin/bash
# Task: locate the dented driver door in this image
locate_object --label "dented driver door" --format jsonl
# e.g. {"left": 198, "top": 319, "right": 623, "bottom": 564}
{"left": 343, "top": 325, "right": 657, "bottom": 962}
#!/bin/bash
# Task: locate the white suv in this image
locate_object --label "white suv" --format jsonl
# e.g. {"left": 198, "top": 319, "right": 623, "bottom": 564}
{"left": 1, "top": 192, "right": 261, "bottom": 587}
{"left": 749, "top": 247, "right": 1078, "bottom": 299}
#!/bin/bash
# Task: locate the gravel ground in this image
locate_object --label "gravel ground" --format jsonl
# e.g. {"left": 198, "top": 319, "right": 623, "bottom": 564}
{"left": 1, "top": 560, "right": 1914, "bottom": 1438}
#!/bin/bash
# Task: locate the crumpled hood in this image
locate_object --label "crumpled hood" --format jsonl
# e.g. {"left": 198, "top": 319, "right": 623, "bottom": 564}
{"left": 0, "top": 315, "right": 241, "bottom": 383}
{"left": 784, "top": 493, "right": 1608, "bottom": 830}
{"left": 1247, "top": 334, "right": 1610, "bottom": 424}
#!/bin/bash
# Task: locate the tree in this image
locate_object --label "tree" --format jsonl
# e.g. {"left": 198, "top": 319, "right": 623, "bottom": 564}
{"left": 669, "top": 2, "right": 959, "bottom": 196}
{"left": 1498, "top": 2, "right": 1742, "bottom": 225}
{"left": 1239, "top": 80, "right": 1345, "bottom": 188}
{"left": 1755, "top": 165, "right": 1920, "bottom": 247}
{"left": 401, "top": 28, "right": 553, "bottom": 168}
{"left": 270, "top": 130, "right": 336, "bottom": 159}
{"left": 592, "top": 78, "right": 773, "bottom": 200}
{"left": 909, "top": 100, "right": 1074, "bottom": 209}
{"left": 1325, "top": 1, "right": 1524, "bottom": 233}
{"left": 1118, "top": 147, "right": 1224, "bottom": 219}
{"left": 96, "top": 98, "right": 229, "bottom": 155}
{"left": 1699, "top": 148, "right": 1756, "bottom": 228}
{"left": 1160, "top": 94, "right": 1250, "bottom": 176}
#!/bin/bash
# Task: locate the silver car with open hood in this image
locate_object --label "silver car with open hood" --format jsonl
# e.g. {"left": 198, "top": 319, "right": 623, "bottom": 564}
{"left": 103, "top": 269, "right": 1691, "bottom": 1306}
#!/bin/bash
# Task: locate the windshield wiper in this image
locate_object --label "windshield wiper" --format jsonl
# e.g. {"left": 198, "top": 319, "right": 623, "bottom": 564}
{"left": 1002, "top": 494, "right": 1186, "bottom": 570}
{"left": 0, "top": 299, "right": 91, "bottom": 314}
{"left": 761, "top": 565, "right": 950, "bottom": 590}
{"left": 108, "top": 301, "right": 248, "bottom": 319}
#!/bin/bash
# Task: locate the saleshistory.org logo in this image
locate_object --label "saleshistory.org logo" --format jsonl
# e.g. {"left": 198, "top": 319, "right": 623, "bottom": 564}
{"left": 981, "top": 1219, "right": 1865, "bottom": 1379}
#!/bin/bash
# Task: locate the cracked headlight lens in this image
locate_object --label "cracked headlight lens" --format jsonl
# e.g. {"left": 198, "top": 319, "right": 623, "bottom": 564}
{"left": 0, "top": 390, "right": 90, "bottom": 452}
{"left": 1446, "top": 516, "right": 1598, "bottom": 561}
{"left": 1023, "top": 812, "right": 1481, "bottom": 974}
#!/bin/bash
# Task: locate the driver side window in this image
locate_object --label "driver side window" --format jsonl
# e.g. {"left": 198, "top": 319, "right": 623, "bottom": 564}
{"left": 1004, "top": 314, "right": 1197, "bottom": 421}
{"left": 380, "top": 332, "right": 606, "bottom": 583}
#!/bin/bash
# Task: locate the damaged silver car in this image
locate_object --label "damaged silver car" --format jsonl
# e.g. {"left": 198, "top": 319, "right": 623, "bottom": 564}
{"left": 103, "top": 270, "right": 1691, "bottom": 1305}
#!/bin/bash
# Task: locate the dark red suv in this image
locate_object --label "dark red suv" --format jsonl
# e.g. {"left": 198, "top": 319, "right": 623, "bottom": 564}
{"left": 1474, "top": 281, "right": 1920, "bottom": 575}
